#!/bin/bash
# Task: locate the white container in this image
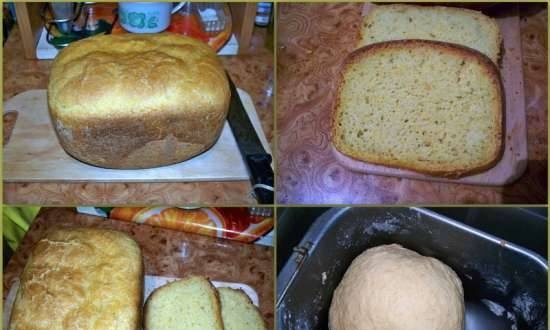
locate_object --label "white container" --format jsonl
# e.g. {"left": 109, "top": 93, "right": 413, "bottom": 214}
{"left": 119, "top": 2, "right": 186, "bottom": 33}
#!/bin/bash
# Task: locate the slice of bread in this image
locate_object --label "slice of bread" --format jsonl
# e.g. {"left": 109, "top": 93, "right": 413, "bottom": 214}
{"left": 219, "top": 288, "right": 266, "bottom": 330}
{"left": 332, "top": 40, "right": 503, "bottom": 178}
{"left": 144, "top": 276, "right": 223, "bottom": 330}
{"left": 358, "top": 4, "right": 501, "bottom": 63}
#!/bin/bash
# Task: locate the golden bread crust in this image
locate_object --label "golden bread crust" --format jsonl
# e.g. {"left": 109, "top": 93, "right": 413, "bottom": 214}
{"left": 48, "top": 33, "right": 230, "bottom": 169}
{"left": 332, "top": 39, "right": 503, "bottom": 178}
{"left": 8, "top": 228, "right": 143, "bottom": 330}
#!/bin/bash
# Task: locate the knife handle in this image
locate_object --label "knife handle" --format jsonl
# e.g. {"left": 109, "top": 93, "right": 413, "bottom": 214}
{"left": 246, "top": 154, "right": 274, "bottom": 204}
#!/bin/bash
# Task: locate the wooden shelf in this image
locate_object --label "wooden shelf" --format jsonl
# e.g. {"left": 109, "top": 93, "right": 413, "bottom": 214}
{"left": 15, "top": 2, "right": 258, "bottom": 59}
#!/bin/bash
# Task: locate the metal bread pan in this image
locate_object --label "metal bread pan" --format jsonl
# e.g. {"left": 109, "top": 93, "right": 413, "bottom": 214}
{"left": 277, "top": 207, "right": 547, "bottom": 330}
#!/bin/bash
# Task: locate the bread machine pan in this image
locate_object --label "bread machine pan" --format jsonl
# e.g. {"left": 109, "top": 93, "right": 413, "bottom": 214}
{"left": 277, "top": 207, "right": 547, "bottom": 330}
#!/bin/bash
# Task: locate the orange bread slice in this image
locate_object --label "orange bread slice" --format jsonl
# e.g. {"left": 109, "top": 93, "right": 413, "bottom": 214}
{"left": 332, "top": 40, "right": 503, "bottom": 178}
{"left": 358, "top": 4, "right": 501, "bottom": 63}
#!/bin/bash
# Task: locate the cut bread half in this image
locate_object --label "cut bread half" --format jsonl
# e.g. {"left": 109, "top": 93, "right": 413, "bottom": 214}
{"left": 144, "top": 276, "right": 223, "bottom": 330}
{"left": 219, "top": 287, "right": 266, "bottom": 330}
{"left": 332, "top": 40, "right": 503, "bottom": 178}
{"left": 358, "top": 4, "right": 501, "bottom": 64}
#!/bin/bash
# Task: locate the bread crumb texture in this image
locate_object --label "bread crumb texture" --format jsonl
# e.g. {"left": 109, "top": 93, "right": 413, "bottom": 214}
{"left": 144, "top": 276, "right": 224, "bottom": 330}
{"left": 9, "top": 228, "right": 143, "bottom": 330}
{"left": 219, "top": 287, "right": 266, "bottom": 330}
{"left": 359, "top": 4, "right": 501, "bottom": 63}
{"left": 332, "top": 40, "right": 502, "bottom": 177}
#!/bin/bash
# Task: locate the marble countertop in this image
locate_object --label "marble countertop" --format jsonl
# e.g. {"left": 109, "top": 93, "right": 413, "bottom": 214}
{"left": 277, "top": 3, "right": 547, "bottom": 204}
{"left": 3, "top": 208, "right": 274, "bottom": 329}
{"left": 3, "top": 25, "right": 273, "bottom": 205}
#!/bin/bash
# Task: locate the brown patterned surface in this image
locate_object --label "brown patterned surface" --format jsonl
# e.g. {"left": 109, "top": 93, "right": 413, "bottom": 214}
{"left": 3, "top": 208, "right": 274, "bottom": 329}
{"left": 3, "top": 25, "right": 273, "bottom": 205}
{"left": 277, "top": 3, "right": 547, "bottom": 204}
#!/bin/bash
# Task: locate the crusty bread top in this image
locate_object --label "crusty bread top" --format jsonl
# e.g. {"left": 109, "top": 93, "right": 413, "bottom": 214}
{"left": 48, "top": 33, "right": 230, "bottom": 120}
{"left": 358, "top": 4, "right": 502, "bottom": 63}
{"left": 9, "top": 228, "right": 143, "bottom": 330}
{"left": 332, "top": 40, "right": 503, "bottom": 177}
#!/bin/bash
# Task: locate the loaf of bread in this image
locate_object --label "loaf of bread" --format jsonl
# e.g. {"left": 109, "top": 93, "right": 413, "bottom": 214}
{"left": 8, "top": 228, "right": 143, "bottom": 330}
{"left": 358, "top": 4, "right": 501, "bottom": 63}
{"left": 48, "top": 33, "right": 230, "bottom": 169}
{"left": 144, "top": 276, "right": 224, "bottom": 330}
{"left": 219, "top": 287, "right": 266, "bottom": 330}
{"left": 332, "top": 40, "right": 503, "bottom": 177}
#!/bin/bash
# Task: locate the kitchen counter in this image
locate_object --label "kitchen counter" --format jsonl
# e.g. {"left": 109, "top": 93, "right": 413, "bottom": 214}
{"left": 3, "top": 208, "right": 274, "bottom": 328}
{"left": 3, "top": 25, "right": 273, "bottom": 205}
{"left": 277, "top": 3, "right": 548, "bottom": 204}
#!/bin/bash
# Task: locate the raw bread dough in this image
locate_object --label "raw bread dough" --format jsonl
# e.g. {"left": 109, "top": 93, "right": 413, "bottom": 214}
{"left": 329, "top": 244, "right": 464, "bottom": 330}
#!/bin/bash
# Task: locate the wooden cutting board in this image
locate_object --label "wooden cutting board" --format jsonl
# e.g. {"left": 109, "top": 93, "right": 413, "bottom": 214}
{"left": 3, "top": 89, "right": 269, "bottom": 182}
{"left": 333, "top": 4, "right": 527, "bottom": 186}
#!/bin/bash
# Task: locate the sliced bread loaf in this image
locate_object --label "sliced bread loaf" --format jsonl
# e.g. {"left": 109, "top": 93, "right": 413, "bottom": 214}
{"left": 332, "top": 40, "right": 503, "bottom": 178}
{"left": 219, "top": 288, "right": 266, "bottom": 330}
{"left": 144, "top": 276, "right": 223, "bottom": 330}
{"left": 358, "top": 4, "right": 501, "bottom": 63}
